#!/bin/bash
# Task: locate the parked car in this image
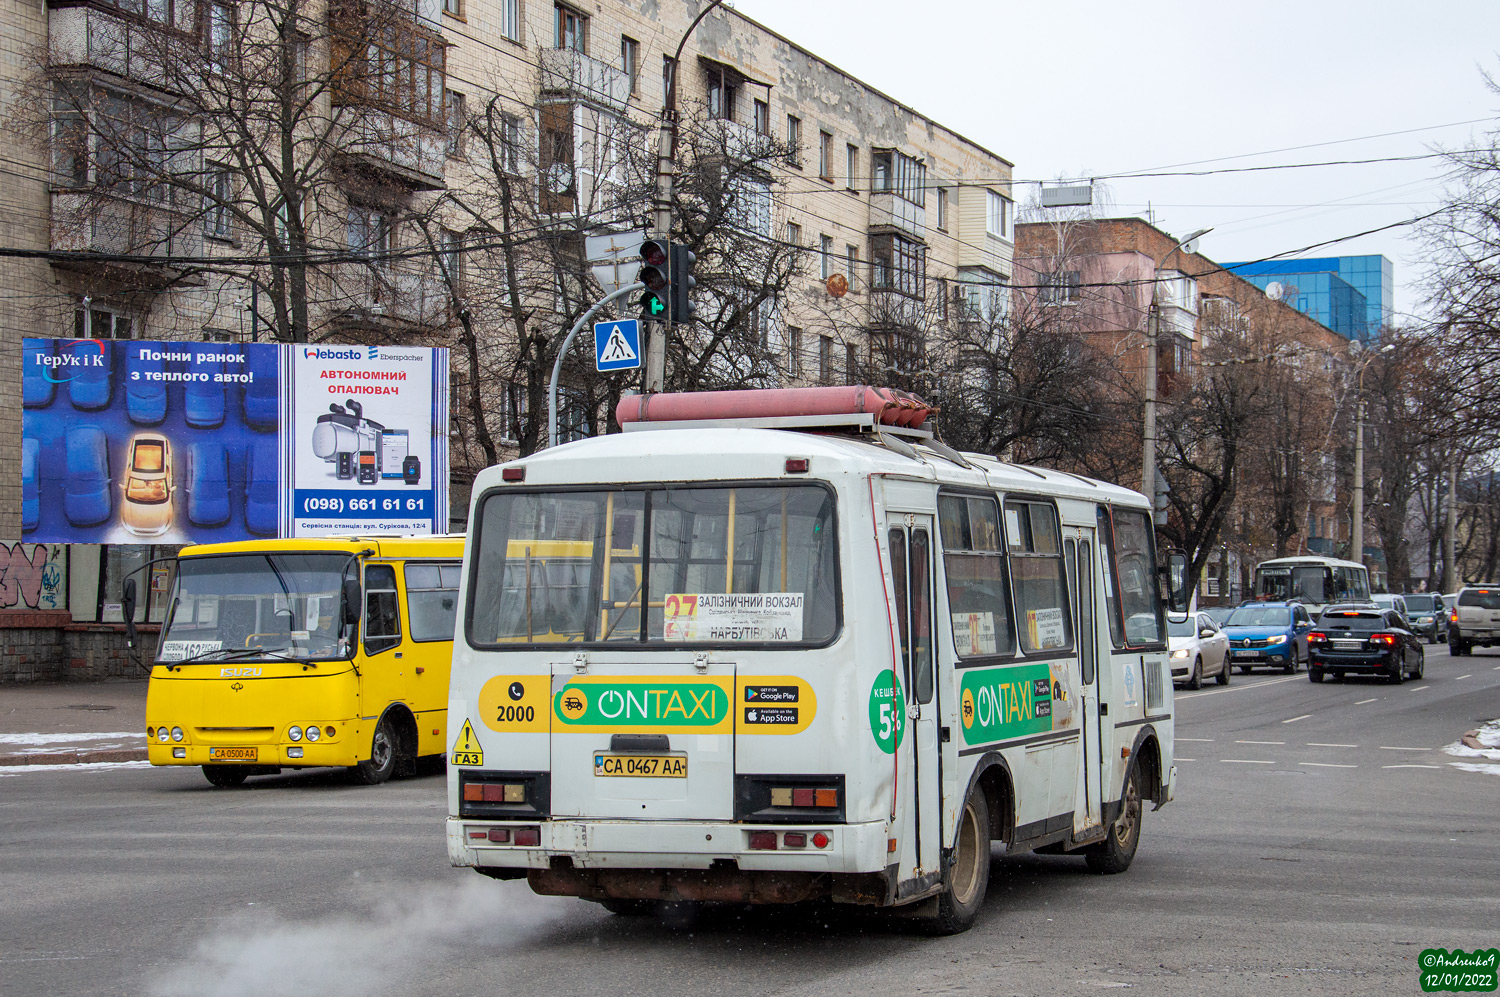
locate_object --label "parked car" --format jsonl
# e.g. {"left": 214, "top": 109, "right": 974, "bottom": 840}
{"left": 1222, "top": 601, "right": 1314, "bottom": 673}
{"left": 1449, "top": 585, "right": 1500, "bottom": 656}
{"left": 242, "top": 348, "right": 278, "bottom": 432}
{"left": 68, "top": 340, "right": 113, "bottom": 411}
{"left": 185, "top": 443, "right": 231, "bottom": 527}
{"left": 23, "top": 340, "right": 55, "bottom": 408}
{"left": 1308, "top": 607, "right": 1425, "bottom": 683}
{"left": 1399, "top": 593, "right": 1445, "bottom": 644}
{"left": 126, "top": 348, "right": 167, "bottom": 425}
{"left": 21, "top": 437, "right": 39, "bottom": 533}
{"left": 184, "top": 348, "right": 225, "bottom": 429}
{"left": 1169, "top": 611, "right": 1231, "bottom": 688}
{"left": 120, "top": 434, "right": 174, "bottom": 537}
{"left": 64, "top": 427, "right": 112, "bottom": 526}
{"left": 245, "top": 439, "right": 277, "bottom": 536}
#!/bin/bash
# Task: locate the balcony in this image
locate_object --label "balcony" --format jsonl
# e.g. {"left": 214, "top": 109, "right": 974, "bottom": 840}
{"left": 335, "top": 109, "right": 447, "bottom": 191}
{"left": 48, "top": 4, "right": 169, "bottom": 84}
{"left": 540, "top": 48, "right": 630, "bottom": 113}
{"left": 50, "top": 191, "right": 202, "bottom": 284}
{"left": 869, "top": 193, "right": 926, "bottom": 242}
{"left": 331, "top": 267, "right": 450, "bottom": 333}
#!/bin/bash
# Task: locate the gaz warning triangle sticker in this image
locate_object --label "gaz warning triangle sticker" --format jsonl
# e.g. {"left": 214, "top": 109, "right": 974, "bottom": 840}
{"left": 451, "top": 719, "right": 484, "bottom": 767}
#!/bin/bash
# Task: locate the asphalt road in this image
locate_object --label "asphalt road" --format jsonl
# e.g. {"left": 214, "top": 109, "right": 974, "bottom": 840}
{"left": 2, "top": 647, "right": 1497, "bottom": 997}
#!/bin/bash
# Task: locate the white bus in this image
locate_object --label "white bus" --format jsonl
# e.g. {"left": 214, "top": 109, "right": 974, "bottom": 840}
{"left": 445, "top": 388, "right": 1186, "bottom": 933}
{"left": 1252, "top": 555, "right": 1370, "bottom": 612}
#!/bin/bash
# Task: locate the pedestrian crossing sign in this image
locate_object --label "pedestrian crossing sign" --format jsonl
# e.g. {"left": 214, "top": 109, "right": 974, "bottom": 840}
{"left": 594, "top": 319, "right": 642, "bottom": 372}
{"left": 451, "top": 718, "right": 484, "bottom": 766}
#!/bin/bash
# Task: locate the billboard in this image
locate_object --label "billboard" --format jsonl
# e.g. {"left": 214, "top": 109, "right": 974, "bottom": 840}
{"left": 21, "top": 338, "right": 448, "bottom": 543}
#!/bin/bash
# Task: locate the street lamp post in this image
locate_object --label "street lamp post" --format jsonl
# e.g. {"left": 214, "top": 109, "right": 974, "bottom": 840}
{"left": 1351, "top": 342, "right": 1396, "bottom": 568}
{"left": 1143, "top": 227, "right": 1212, "bottom": 496}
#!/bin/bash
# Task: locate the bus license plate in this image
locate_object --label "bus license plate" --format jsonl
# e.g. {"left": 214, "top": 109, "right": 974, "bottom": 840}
{"left": 593, "top": 753, "right": 687, "bottom": 778}
{"left": 208, "top": 747, "right": 257, "bottom": 761}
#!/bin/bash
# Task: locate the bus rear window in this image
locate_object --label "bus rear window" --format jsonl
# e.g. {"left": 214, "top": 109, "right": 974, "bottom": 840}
{"left": 467, "top": 484, "right": 839, "bottom": 648}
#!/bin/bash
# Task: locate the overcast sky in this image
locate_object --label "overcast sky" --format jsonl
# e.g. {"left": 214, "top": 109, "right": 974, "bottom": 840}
{"left": 732, "top": 0, "right": 1500, "bottom": 323}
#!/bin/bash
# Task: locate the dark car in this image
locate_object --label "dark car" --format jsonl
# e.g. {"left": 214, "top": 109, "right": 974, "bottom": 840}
{"left": 1307, "top": 608, "right": 1425, "bottom": 684}
{"left": 1400, "top": 593, "right": 1445, "bottom": 644}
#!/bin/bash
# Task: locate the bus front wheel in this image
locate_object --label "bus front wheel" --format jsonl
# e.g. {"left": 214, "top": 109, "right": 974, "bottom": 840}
{"left": 351, "top": 715, "right": 397, "bottom": 785}
{"left": 925, "top": 789, "right": 991, "bottom": 935}
{"left": 1085, "top": 761, "right": 1142, "bottom": 875}
{"left": 202, "top": 765, "right": 248, "bottom": 788}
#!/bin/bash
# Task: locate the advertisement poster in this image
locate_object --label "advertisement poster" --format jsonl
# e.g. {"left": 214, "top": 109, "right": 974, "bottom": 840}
{"left": 21, "top": 338, "right": 447, "bottom": 543}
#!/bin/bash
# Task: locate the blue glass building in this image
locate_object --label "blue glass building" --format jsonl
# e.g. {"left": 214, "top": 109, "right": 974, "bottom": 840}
{"left": 1221, "top": 255, "right": 1392, "bottom": 340}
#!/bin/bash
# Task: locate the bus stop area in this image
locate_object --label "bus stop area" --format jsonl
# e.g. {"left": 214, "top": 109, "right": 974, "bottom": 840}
{"left": 0, "top": 680, "right": 147, "bottom": 768}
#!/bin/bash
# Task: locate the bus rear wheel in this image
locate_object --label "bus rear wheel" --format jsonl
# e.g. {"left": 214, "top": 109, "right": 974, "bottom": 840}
{"left": 1085, "top": 761, "right": 1142, "bottom": 875}
{"left": 926, "top": 789, "right": 991, "bottom": 935}
{"left": 351, "top": 715, "right": 397, "bottom": 785}
{"left": 202, "top": 765, "right": 248, "bottom": 788}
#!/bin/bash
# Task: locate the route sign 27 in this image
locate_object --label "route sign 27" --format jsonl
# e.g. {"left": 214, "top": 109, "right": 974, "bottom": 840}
{"left": 594, "top": 319, "right": 641, "bottom": 372}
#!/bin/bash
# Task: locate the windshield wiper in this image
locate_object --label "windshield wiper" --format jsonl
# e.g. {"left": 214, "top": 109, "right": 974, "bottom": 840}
{"left": 160, "top": 645, "right": 300, "bottom": 666}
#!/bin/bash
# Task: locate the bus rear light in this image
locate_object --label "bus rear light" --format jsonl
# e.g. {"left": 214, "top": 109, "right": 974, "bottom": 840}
{"left": 783, "top": 832, "right": 807, "bottom": 848}
{"left": 512, "top": 827, "right": 540, "bottom": 847}
{"left": 487, "top": 827, "right": 511, "bottom": 843}
{"left": 748, "top": 831, "right": 778, "bottom": 850}
{"left": 814, "top": 789, "right": 838, "bottom": 808}
{"left": 785, "top": 458, "right": 809, "bottom": 473}
{"left": 792, "top": 788, "right": 815, "bottom": 807}
{"left": 771, "top": 786, "right": 840, "bottom": 809}
{"left": 462, "top": 784, "right": 484, "bottom": 802}
{"left": 502, "top": 467, "right": 526, "bottom": 482}
{"left": 504, "top": 784, "right": 526, "bottom": 803}
{"left": 468, "top": 828, "right": 488, "bottom": 842}
{"left": 812, "top": 832, "right": 830, "bottom": 849}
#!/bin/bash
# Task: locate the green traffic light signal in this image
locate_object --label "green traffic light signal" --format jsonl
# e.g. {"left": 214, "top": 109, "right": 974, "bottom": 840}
{"left": 641, "top": 290, "right": 667, "bottom": 317}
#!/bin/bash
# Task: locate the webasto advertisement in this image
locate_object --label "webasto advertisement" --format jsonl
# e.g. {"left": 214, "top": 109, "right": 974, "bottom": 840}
{"left": 21, "top": 338, "right": 448, "bottom": 542}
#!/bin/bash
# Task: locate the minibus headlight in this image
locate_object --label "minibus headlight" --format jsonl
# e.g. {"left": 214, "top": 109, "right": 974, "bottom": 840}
{"left": 170, "top": 727, "right": 184, "bottom": 742}
{"left": 288, "top": 726, "right": 303, "bottom": 742}
{"left": 304, "top": 725, "right": 321, "bottom": 742}
{"left": 157, "top": 727, "right": 171, "bottom": 743}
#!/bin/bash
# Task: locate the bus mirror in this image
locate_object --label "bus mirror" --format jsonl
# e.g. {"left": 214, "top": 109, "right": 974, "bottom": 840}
{"left": 121, "top": 578, "right": 138, "bottom": 649}
{"left": 1165, "top": 550, "right": 1189, "bottom": 615}
{"left": 342, "top": 578, "right": 363, "bottom": 626}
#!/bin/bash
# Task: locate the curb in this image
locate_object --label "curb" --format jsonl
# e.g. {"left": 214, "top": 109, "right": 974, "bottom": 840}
{"left": 0, "top": 747, "right": 149, "bottom": 767}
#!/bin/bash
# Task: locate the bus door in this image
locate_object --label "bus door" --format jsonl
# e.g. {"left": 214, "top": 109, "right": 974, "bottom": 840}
{"left": 885, "top": 510, "right": 941, "bottom": 884}
{"left": 359, "top": 561, "right": 406, "bottom": 717}
{"left": 1065, "top": 533, "right": 1104, "bottom": 835}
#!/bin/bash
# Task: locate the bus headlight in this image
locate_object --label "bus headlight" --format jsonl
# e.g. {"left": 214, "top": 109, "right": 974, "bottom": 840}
{"left": 170, "top": 727, "right": 184, "bottom": 742}
{"left": 304, "top": 725, "right": 321, "bottom": 742}
{"left": 157, "top": 727, "right": 171, "bottom": 743}
{"left": 288, "top": 726, "right": 303, "bottom": 742}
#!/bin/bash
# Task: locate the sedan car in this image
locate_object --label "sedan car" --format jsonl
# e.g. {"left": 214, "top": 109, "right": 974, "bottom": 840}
{"left": 120, "top": 433, "right": 174, "bottom": 537}
{"left": 1169, "top": 611, "right": 1231, "bottom": 688}
{"left": 64, "top": 427, "right": 112, "bottom": 527}
{"left": 1222, "top": 601, "right": 1314, "bottom": 673}
{"left": 1308, "top": 608, "right": 1425, "bottom": 683}
{"left": 1399, "top": 593, "right": 1445, "bottom": 644}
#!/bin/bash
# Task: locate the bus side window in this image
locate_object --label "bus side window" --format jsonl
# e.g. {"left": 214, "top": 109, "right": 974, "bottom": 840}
{"left": 937, "top": 494, "right": 1015, "bottom": 659}
{"left": 406, "top": 561, "right": 461, "bottom": 642}
{"left": 364, "top": 564, "right": 401, "bottom": 655}
{"left": 1005, "top": 500, "right": 1073, "bottom": 654}
{"left": 1096, "top": 507, "right": 1124, "bottom": 648}
{"left": 889, "top": 528, "right": 910, "bottom": 682}
{"left": 910, "top": 528, "right": 934, "bottom": 705}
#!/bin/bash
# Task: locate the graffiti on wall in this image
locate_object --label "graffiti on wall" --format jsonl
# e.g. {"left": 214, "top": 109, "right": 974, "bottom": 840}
{"left": 0, "top": 544, "right": 67, "bottom": 611}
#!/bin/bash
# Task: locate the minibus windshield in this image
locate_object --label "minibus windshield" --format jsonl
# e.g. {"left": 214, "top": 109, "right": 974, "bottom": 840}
{"left": 158, "top": 553, "right": 349, "bottom": 661}
{"left": 468, "top": 484, "right": 839, "bottom": 647}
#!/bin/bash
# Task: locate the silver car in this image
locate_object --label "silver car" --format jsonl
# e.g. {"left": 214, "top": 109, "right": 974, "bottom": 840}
{"left": 1169, "top": 611, "right": 1231, "bottom": 688}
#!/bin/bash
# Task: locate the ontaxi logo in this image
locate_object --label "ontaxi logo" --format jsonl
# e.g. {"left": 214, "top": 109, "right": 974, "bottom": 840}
{"left": 37, "top": 339, "right": 107, "bottom": 383}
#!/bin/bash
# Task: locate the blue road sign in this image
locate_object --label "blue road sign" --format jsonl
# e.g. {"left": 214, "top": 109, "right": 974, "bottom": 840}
{"left": 594, "top": 319, "right": 642, "bottom": 372}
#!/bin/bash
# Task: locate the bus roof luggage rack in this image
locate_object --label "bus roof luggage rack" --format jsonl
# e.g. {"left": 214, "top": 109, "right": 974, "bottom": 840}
{"left": 616, "top": 386, "right": 937, "bottom": 440}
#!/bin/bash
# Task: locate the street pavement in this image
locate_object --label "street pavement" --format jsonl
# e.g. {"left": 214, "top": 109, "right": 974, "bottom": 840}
{"left": 0, "top": 648, "right": 1496, "bottom": 997}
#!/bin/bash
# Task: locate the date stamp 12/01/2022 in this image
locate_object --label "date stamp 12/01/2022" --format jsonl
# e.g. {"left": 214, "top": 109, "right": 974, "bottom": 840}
{"left": 1420, "top": 949, "right": 1498, "bottom": 993}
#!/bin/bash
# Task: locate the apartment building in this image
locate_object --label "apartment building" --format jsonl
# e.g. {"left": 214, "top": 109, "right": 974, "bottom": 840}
{"left": 0, "top": 0, "right": 1016, "bottom": 679}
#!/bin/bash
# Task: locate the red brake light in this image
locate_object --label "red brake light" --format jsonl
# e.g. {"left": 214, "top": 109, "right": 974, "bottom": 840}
{"left": 1307, "top": 631, "right": 1325, "bottom": 642}
{"left": 783, "top": 832, "right": 807, "bottom": 848}
{"left": 812, "top": 832, "right": 830, "bottom": 849}
{"left": 502, "top": 466, "right": 526, "bottom": 482}
{"left": 1371, "top": 633, "right": 1398, "bottom": 645}
{"left": 487, "top": 826, "right": 511, "bottom": 843}
{"left": 785, "top": 458, "right": 809, "bottom": 473}
{"left": 512, "top": 826, "right": 540, "bottom": 846}
{"left": 748, "top": 831, "right": 778, "bottom": 850}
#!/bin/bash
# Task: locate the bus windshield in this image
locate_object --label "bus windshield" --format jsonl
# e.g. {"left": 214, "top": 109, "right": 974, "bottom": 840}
{"left": 159, "top": 553, "right": 350, "bottom": 661}
{"left": 468, "top": 485, "right": 839, "bottom": 647}
{"left": 1258, "top": 566, "right": 1329, "bottom": 603}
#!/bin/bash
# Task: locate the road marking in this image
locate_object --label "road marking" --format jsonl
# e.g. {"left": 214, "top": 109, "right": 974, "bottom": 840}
{"left": 1299, "top": 761, "right": 1357, "bottom": 769}
{"left": 1307, "top": 742, "right": 1358, "bottom": 747}
{"left": 1379, "top": 746, "right": 1430, "bottom": 751}
{"left": 1493, "top": 665, "right": 1500, "bottom": 670}
{"left": 1409, "top": 685, "right": 1430, "bottom": 691}
{"left": 1177, "top": 674, "right": 1303, "bottom": 698}
{"left": 1282, "top": 714, "right": 1314, "bottom": 724}
{"left": 1177, "top": 737, "right": 1215, "bottom": 742}
{"left": 1455, "top": 674, "right": 1471, "bottom": 680}
{"left": 1175, "top": 757, "right": 1196, "bottom": 762}
{"left": 1355, "top": 698, "right": 1379, "bottom": 705}
{"left": 1235, "top": 739, "right": 1284, "bottom": 745}
{"left": 1222, "top": 759, "right": 1275, "bottom": 764}
{"left": 1382, "top": 764, "right": 1441, "bottom": 769}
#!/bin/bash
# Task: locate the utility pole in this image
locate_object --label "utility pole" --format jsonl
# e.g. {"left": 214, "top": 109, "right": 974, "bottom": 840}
{"left": 1350, "top": 342, "right": 1394, "bottom": 571}
{"left": 1444, "top": 459, "right": 1458, "bottom": 591}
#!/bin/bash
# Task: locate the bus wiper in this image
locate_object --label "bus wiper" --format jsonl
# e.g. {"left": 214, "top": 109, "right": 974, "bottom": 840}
{"left": 163, "top": 646, "right": 298, "bottom": 666}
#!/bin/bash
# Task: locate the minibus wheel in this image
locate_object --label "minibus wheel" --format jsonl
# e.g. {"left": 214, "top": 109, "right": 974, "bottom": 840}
{"left": 1085, "top": 761, "right": 1141, "bottom": 875}
{"left": 926, "top": 789, "right": 990, "bottom": 935}
{"left": 351, "top": 715, "right": 397, "bottom": 785}
{"left": 202, "top": 765, "right": 248, "bottom": 788}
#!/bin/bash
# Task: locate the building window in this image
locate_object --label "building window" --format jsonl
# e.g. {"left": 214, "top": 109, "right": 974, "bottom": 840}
{"left": 74, "top": 302, "right": 134, "bottom": 340}
{"left": 554, "top": 4, "right": 587, "bottom": 53}
{"left": 52, "top": 100, "right": 87, "bottom": 186}
{"left": 753, "top": 99, "right": 769, "bottom": 136}
{"left": 936, "top": 188, "right": 948, "bottom": 230}
{"left": 707, "top": 72, "right": 736, "bottom": 121}
{"left": 819, "top": 234, "right": 833, "bottom": 280}
{"left": 786, "top": 114, "right": 801, "bottom": 167}
{"left": 786, "top": 222, "right": 801, "bottom": 247}
{"left": 204, "top": 169, "right": 233, "bottom": 239}
{"left": 335, "top": 13, "right": 447, "bottom": 126}
{"left": 348, "top": 204, "right": 392, "bottom": 262}
{"left": 818, "top": 131, "right": 832, "bottom": 181}
{"left": 445, "top": 89, "right": 465, "bottom": 156}
{"left": 621, "top": 36, "right": 639, "bottom": 93}
{"left": 818, "top": 335, "right": 832, "bottom": 383}
{"left": 206, "top": 2, "right": 236, "bottom": 70}
{"left": 846, "top": 342, "right": 858, "bottom": 379}
{"left": 846, "top": 144, "right": 858, "bottom": 190}
{"left": 500, "top": 113, "right": 523, "bottom": 174}
{"left": 845, "top": 243, "right": 858, "bottom": 284}
{"left": 788, "top": 326, "right": 803, "bottom": 377}
{"left": 442, "top": 0, "right": 462, "bottom": 16}
{"left": 730, "top": 177, "right": 772, "bottom": 237}
{"left": 498, "top": 0, "right": 520, "bottom": 41}
{"left": 870, "top": 149, "right": 926, "bottom": 206}
{"left": 935, "top": 277, "right": 949, "bottom": 320}
{"left": 986, "top": 189, "right": 1013, "bottom": 240}
{"left": 440, "top": 229, "right": 464, "bottom": 291}
{"left": 870, "top": 233, "right": 926, "bottom": 298}
{"left": 1039, "top": 270, "right": 1080, "bottom": 305}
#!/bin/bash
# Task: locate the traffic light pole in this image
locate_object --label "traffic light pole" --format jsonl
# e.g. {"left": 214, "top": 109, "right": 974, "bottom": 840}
{"left": 548, "top": 281, "right": 645, "bottom": 449}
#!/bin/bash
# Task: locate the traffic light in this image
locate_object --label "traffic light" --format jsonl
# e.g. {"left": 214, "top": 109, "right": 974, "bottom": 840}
{"left": 1152, "top": 469, "right": 1171, "bottom": 527}
{"left": 669, "top": 243, "right": 697, "bottom": 325}
{"left": 637, "top": 238, "right": 670, "bottom": 321}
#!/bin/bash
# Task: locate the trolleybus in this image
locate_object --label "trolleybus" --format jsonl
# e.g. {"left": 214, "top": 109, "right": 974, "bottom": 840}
{"left": 1251, "top": 555, "right": 1370, "bottom": 612}
{"left": 445, "top": 388, "right": 1186, "bottom": 933}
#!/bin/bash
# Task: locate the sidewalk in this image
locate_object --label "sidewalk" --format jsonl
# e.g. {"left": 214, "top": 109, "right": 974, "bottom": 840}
{"left": 0, "top": 680, "right": 148, "bottom": 766}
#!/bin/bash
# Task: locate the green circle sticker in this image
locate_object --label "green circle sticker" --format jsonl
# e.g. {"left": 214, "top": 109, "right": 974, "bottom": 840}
{"left": 868, "top": 668, "right": 906, "bottom": 754}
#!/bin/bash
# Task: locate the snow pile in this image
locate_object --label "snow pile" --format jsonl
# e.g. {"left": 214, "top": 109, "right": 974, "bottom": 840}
{"left": 1445, "top": 719, "right": 1500, "bottom": 776}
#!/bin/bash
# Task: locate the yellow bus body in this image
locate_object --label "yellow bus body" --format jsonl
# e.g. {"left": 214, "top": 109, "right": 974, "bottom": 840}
{"left": 145, "top": 535, "right": 464, "bottom": 782}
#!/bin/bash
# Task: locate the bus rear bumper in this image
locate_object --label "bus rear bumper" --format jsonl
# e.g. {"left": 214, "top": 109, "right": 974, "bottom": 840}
{"left": 446, "top": 817, "right": 891, "bottom": 877}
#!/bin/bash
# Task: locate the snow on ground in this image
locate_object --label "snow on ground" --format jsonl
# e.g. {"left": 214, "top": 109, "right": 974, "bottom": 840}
{"left": 1444, "top": 718, "right": 1500, "bottom": 775}
{"left": 0, "top": 760, "right": 153, "bottom": 777}
{"left": 0, "top": 732, "right": 143, "bottom": 746}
